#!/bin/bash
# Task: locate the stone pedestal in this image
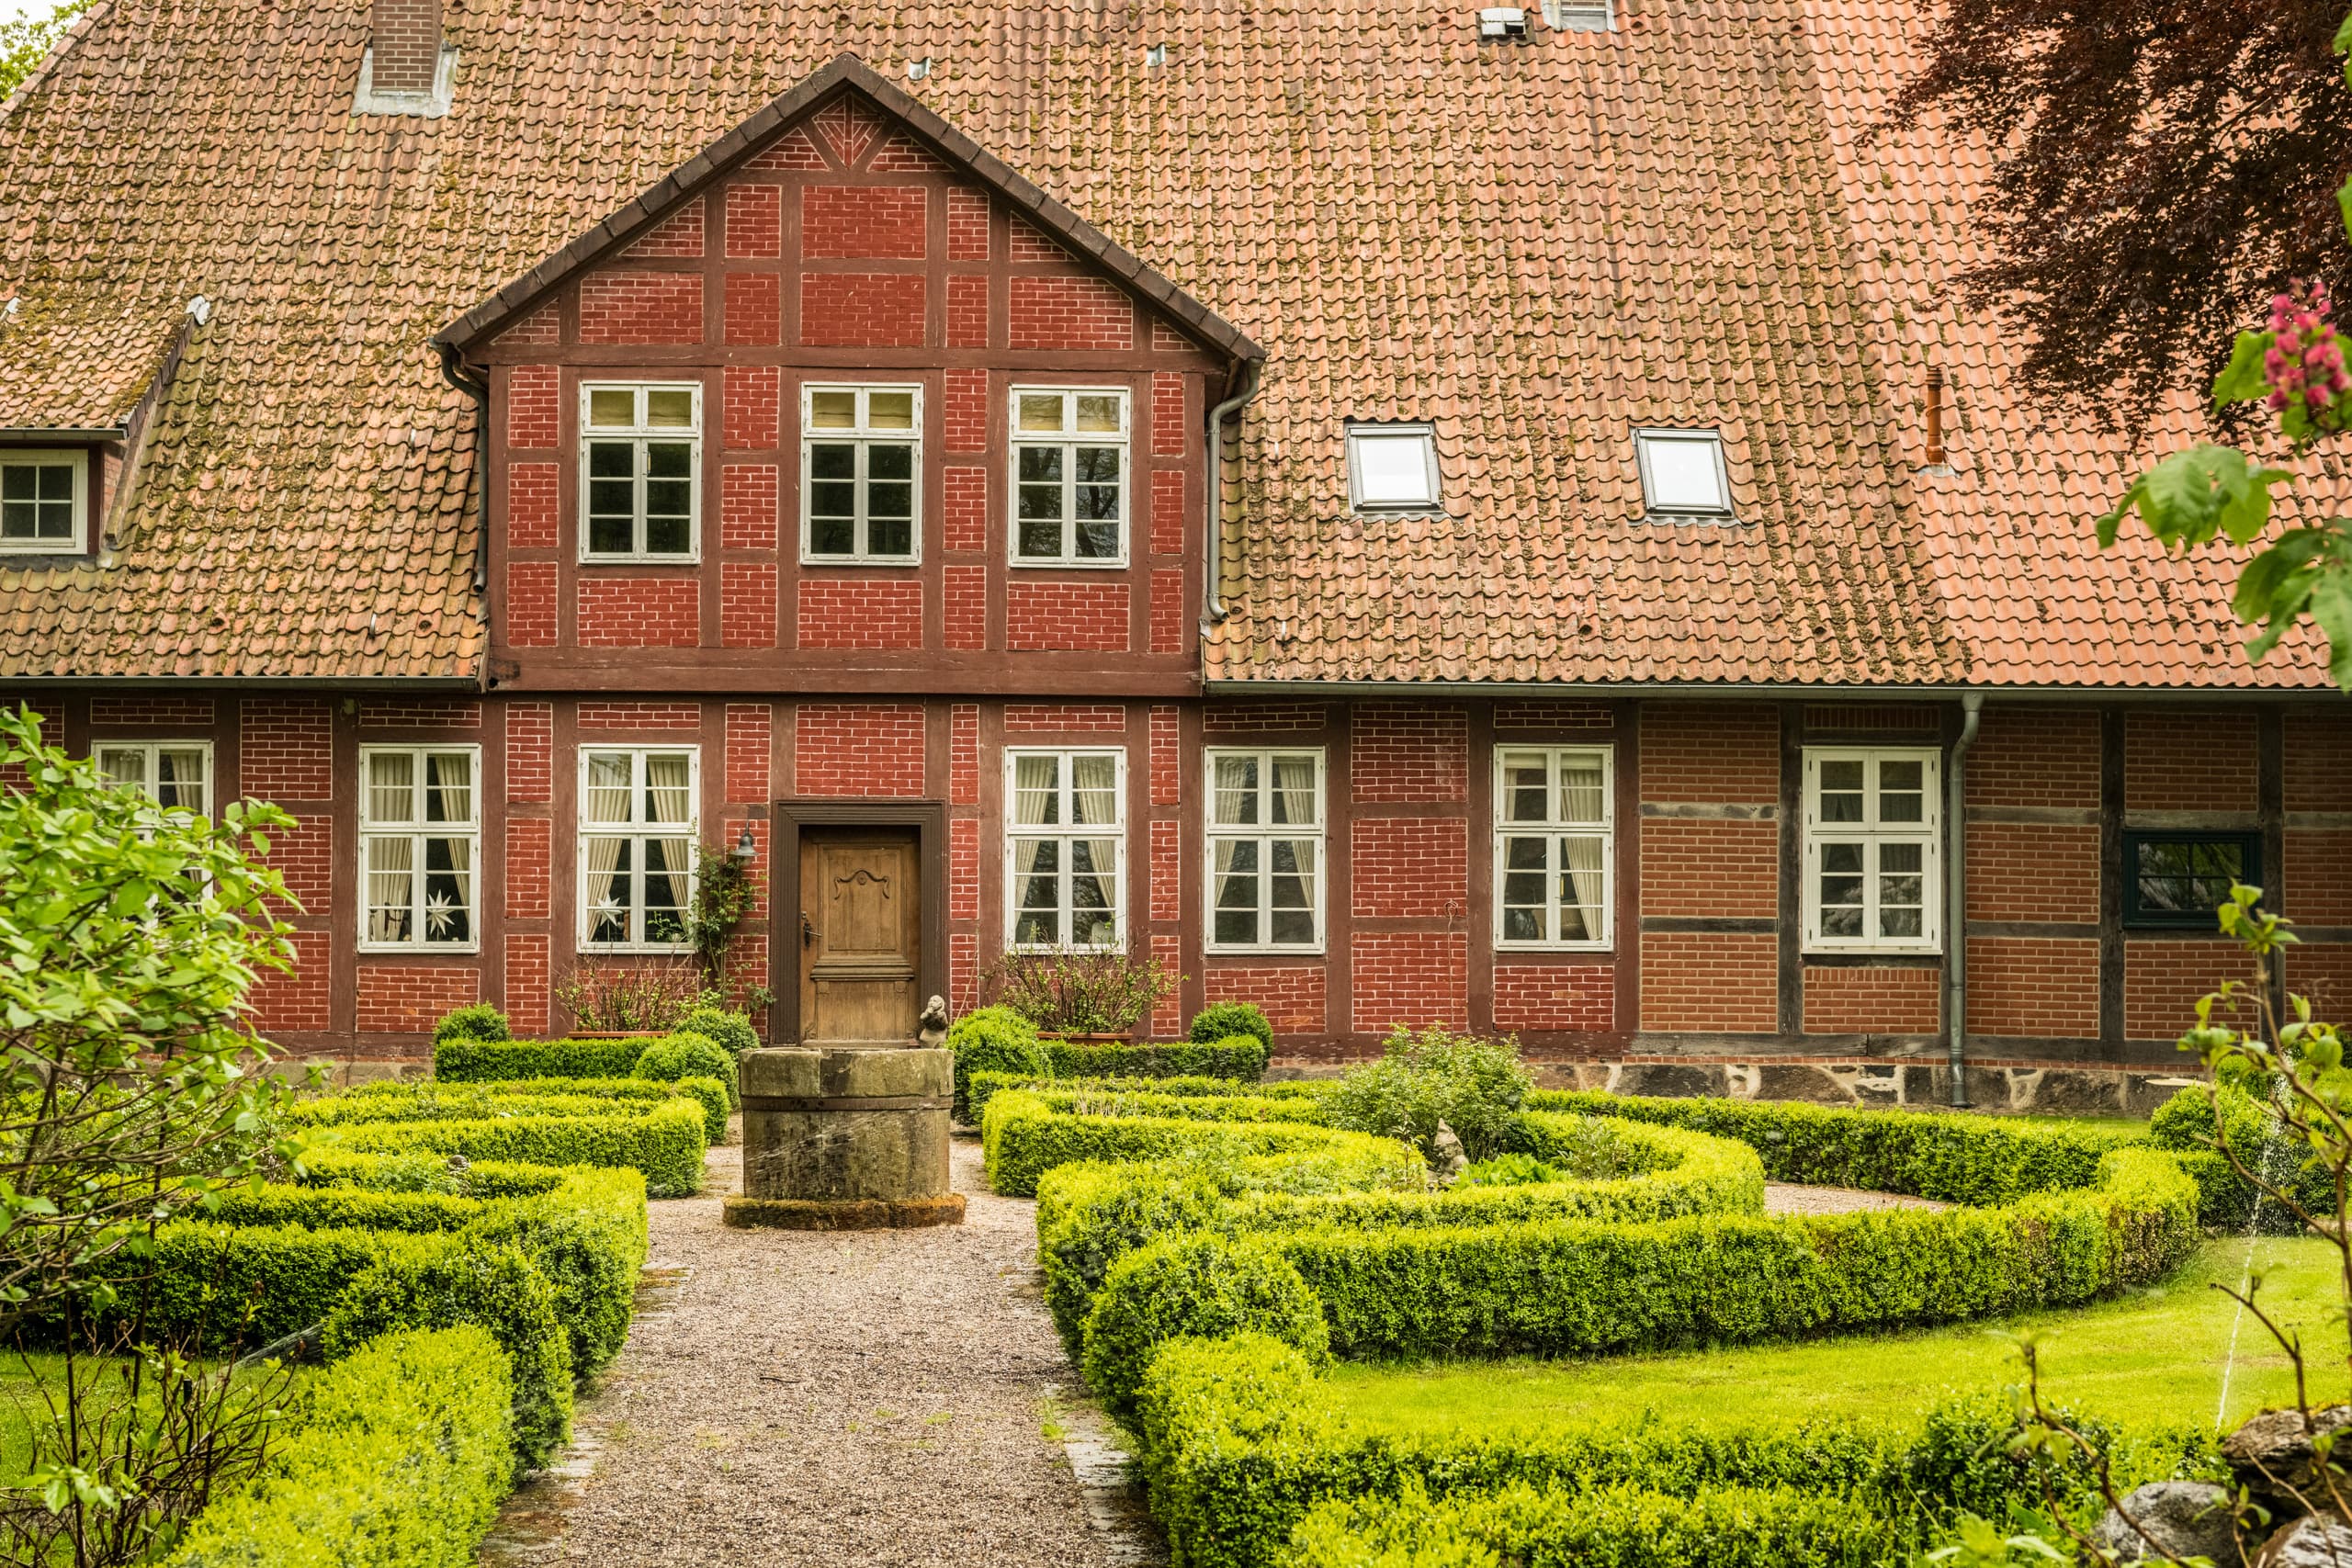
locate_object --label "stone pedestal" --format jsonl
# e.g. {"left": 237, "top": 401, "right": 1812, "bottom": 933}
{"left": 721, "top": 1046, "right": 966, "bottom": 1231}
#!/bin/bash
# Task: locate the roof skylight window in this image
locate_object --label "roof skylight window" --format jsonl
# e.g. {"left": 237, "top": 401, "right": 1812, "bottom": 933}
{"left": 1635, "top": 428, "right": 1734, "bottom": 520}
{"left": 1347, "top": 423, "right": 1440, "bottom": 512}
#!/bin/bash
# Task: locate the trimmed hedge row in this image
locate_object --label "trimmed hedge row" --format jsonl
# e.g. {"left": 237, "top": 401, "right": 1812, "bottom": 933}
{"left": 482, "top": 1074, "right": 732, "bottom": 1143}
{"left": 967, "top": 1070, "right": 1321, "bottom": 1122}
{"left": 982, "top": 1088, "right": 1410, "bottom": 1200}
{"left": 1133, "top": 1334, "right": 2211, "bottom": 1568}
{"left": 435, "top": 1035, "right": 654, "bottom": 1081}
{"left": 1044, "top": 1036, "right": 1271, "bottom": 1085}
{"left": 167, "top": 1325, "right": 514, "bottom": 1568}
{"left": 322, "top": 1095, "right": 708, "bottom": 1198}
{"left": 290, "top": 1148, "right": 570, "bottom": 1198}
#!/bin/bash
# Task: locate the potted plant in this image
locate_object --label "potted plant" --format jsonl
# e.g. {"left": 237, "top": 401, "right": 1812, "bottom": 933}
{"left": 553, "top": 959, "right": 708, "bottom": 1038}
{"left": 981, "top": 949, "right": 1180, "bottom": 1043}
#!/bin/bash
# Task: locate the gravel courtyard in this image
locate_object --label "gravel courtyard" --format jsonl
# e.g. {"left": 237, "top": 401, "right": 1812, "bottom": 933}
{"left": 485, "top": 1135, "right": 1109, "bottom": 1568}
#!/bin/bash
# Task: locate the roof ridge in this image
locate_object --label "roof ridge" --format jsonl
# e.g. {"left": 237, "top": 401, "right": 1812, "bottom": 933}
{"left": 0, "top": 0, "right": 112, "bottom": 128}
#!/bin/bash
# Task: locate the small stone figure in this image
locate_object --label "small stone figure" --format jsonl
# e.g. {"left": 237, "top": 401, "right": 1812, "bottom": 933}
{"left": 1430, "top": 1119, "right": 1467, "bottom": 1188}
{"left": 916, "top": 995, "right": 949, "bottom": 1049}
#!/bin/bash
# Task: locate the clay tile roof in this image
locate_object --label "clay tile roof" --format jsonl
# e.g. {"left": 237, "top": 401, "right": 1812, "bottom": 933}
{"left": 0, "top": 0, "right": 2341, "bottom": 690}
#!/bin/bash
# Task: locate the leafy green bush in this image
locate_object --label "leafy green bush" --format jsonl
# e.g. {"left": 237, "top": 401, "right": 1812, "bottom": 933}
{"left": 1080, "top": 1234, "right": 1329, "bottom": 1420}
{"left": 435, "top": 1036, "right": 652, "bottom": 1082}
{"left": 984, "top": 947, "right": 1178, "bottom": 1035}
{"left": 1456, "top": 1152, "right": 1562, "bottom": 1187}
{"left": 2147, "top": 1080, "right": 2321, "bottom": 1230}
{"left": 167, "top": 1325, "right": 514, "bottom": 1568}
{"left": 947, "top": 1004, "right": 1049, "bottom": 1121}
{"left": 1189, "top": 1001, "right": 1274, "bottom": 1052}
{"left": 1046, "top": 1035, "right": 1271, "bottom": 1083}
{"left": 632, "top": 1032, "right": 740, "bottom": 1108}
{"left": 677, "top": 1004, "right": 760, "bottom": 1057}
{"left": 432, "top": 1002, "right": 512, "bottom": 1045}
{"left": 327, "top": 1097, "right": 708, "bottom": 1198}
{"left": 1325, "top": 1025, "right": 1533, "bottom": 1162}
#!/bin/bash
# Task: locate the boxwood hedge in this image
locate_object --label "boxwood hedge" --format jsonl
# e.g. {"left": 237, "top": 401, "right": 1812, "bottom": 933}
{"left": 967, "top": 1070, "right": 1324, "bottom": 1122}
{"left": 320, "top": 1095, "right": 707, "bottom": 1198}
{"left": 1044, "top": 1036, "right": 1271, "bottom": 1085}
{"left": 167, "top": 1325, "right": 514, "bottom": 1568}
{"left": 435, "top": 1035, "right": 656, "bottom": 1082}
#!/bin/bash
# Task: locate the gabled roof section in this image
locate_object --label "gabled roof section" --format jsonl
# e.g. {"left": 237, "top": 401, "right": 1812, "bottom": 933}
{"left": 435, "top": 51, "right": 1262, "bottom": 366}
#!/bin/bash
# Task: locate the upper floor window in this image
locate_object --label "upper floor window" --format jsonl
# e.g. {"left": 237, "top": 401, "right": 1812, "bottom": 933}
{"left": 1007, "top": 749, "right": 1125, "bottom": 949}
{"left": 1802, "top": 747, "right": 1940, "bottom": 953}
{"left": 361, "top": 747, "right": 480, "bottom": 951}
{"left": 1494, "top": 746, "right": 1612, "bottom": 948}
{"left": 97, "top": 742, "right": 210, "bottom": 816}
{"left": 580, "top": 747, "right": 697, "bottom": 951}
{"left": 804, "top": 384, "right": 920, "bottom": 564}
{"left": 1207, "top": 750, "right": 1325, "bottom": 952}
{"left": 582, "top": 383, "right": 699, "bottom": 561}
{"left": 1347, "top": 423, "right": 1440, "bottom": 512}
{"left": 2123, "top": 830, "right": 2263, "bottom": 929}
{"left": 1635, "top": 428, "right": 1733, "bottom": 520}
{"left": 1012, "top": 388, "right": 1127, "bottom": 566}
{"left": 0, "top": 450, "right": 86, "bottom": 554}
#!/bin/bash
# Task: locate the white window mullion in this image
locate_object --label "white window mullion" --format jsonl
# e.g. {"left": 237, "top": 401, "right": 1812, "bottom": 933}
{"left": 1801, "top": 747, "right": 1940, "bottom": 953}
{"left": 1492, "top": 745, "right": 1612, "bottom": 951}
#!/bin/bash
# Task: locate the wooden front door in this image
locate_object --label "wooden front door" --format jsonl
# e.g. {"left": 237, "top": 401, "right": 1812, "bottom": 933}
{"left": 797, "top": 829, "right": 921, "bottom": 1044}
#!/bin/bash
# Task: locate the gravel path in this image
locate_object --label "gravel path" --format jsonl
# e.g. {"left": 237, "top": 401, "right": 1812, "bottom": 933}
{"left": 1763, "top": 1182, "right": 1948, "bottom": 1214}
{"left": 490, "top": 1134, "right": 1108, "bottom": 1568}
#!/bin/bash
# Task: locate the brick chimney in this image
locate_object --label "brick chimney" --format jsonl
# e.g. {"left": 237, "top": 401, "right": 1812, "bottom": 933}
{"left": 368, "top": 0, "right": 441, "bottom": 97}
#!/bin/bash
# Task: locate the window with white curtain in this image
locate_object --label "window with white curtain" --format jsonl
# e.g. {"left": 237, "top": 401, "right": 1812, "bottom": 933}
{"left": 96, "top": 742, "right": 212, "bottom": 816}
{"left": 360, "top": 747, "right": 480, "bottom": 950}
{"left": 1493, "top": 746, "right": 1612, "bottom": 948}
{"left": 1802, "top": 748, "right": 1940, "bottom": 953}
{"left": 1206, "top": 749, "right": 1324, "bottom": 951}
{"left": 1006, "top": 750, "right": 1125, "bottom": 949}
{"left": 580, "top": 748, "right": 697, "bottom": 951}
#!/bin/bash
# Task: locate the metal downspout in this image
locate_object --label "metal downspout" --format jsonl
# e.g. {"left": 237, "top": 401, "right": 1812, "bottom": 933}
{"left": 1201, "top": 358, "right": 1264, "bottom": 626}
{"left": 1946, "top": 691, "right": 1984, "bottom": 1108}
{"left": 435, "top": 340, "right": 491, "bottom": 596}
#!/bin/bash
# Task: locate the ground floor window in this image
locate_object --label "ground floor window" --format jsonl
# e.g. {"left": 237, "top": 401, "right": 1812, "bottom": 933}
{"left": 1494, "top": 745, "right": 1612, "bottom": 947}
{"left": 580, "top": 747, "right": 697, "bottom": 950}
{"left": 1802, "top": 747, "right": 1940, "bottom": 953}
{"left": 1206, "top": 749, "right": 1324, "bottom": 951}
{"left": 1006, "top": 749, "right": 1124, "bottom": 949}
{"left": 96, "top": 741, "right": 211, "bottom": 816}
{"left": 361, "top": 746, "right": 480, "bottom": 949}
{"left": 2123, "top": 829, "right": 2263, "bottom": 928}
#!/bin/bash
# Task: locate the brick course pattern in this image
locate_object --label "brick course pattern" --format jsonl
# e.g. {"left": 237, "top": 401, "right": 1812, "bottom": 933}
{"left": 2289, "top": 943, "right": 2352, "bottom": 1021}
{"left": 1352, "top": 932, "right": 1469, "bottom": 1032}
{"left": 263, "top": 814, "right": 333, "bottom": 913}
{"left": 357, "top": 698, "right": 484, "bottom": 731}
{"left": 241, "top": 697, "right": 333, "bottom": 800}
{"left": 1638, "top": 931, "right": 1778, "bottom": 1032}
{"left": 1804, "top": 703, "right": 1940, "bottom": 735}
{"left": 1150, "top": 569, "right": 1184, "bottom": 655}
{"left": 794, "top": 704, "right": 926, "bottom": 797}
{"left": 506, "top": 932, "right": 549, "bottom": 1035}
{"left": 1640, "top": 819, "right": 1778, "bottom": 919}
{"left": 505, "top": 703, "right": 552, "bottom": 803}
{"left": 1802, "top": 964, "right": 1940, "bottom": 1034}
{"left": 943, "top": 466, "right": 986, "bottom": 552}
{"left": 2125, "top": 939, "right": 2255, "bottom": 1041}
{"left": 621, "top": 197, "right": 704, "bottom": 257}
{"left": 802, "top": 185, "right": 928, "bottom": 259}
{"left": 800, "top": 273, "right": 925, "bottom": 347}
{"left": 1639, "top": 704, "right": 1779, "bottom": 803}
{"left": 724, "top": 366, "right": 781, "bottom": 450}
{"left": 727, "top": 704, "right": 772, "bottom": 805}
{"left": 1205, "top": 965, "right": 1326, "bottom": 1033}
{"left": 250, "top": 931, "right": 333, "bottom": 1033}
{"left": 504, "top": 817, "right": 550, "bottom": 920}
{"left": 577, "top": 579, "right": 699, "bottom": 647}
{"left": 2285, "top": 716, "right": 2352, "bottom": 812}
{"left": 950, "top": 931, "right": 979, "bottom": 1016}
{"left": 947, "top": 188, "right": 990, "bottom": 260}
{"left": 1492, "top": 964, "right": 1614, "bottom": 1032}
{"left": 1150, "top": 705, "right": 1181, "bottom": 805}
{"left": 495, "top": 304, "right": 559, "bottom": 347}
{"left": 944, "top": 368, "right": 987, "bottom": 452}
{"left": 2286, "top": 829, "right": 2352, "bottom": 923}
{"left": 579, "top": 271, "right": 704, "bottom": 345}
{"left": 1150, "top": 468, "right": 1185, "bottom": 557}
{"left": 1204, "top": 703, "right": 1329, "bottom": 736}
{"left": 1150, "top": 819, "right": 1181, "bottom": 921}
{"left": 507, "top": 460, "right": 559, "bottom": 548}
{"left": 1151, "top": 371, "right": 1186, "bottom": 456}
{"left": 721, "top": 463, "right": 779, "bottom": 550}
{"left": 947, "top": 276, "right": 989, "bottom": 348}
{"left": 505, "top": 365, "right": 559, "bottom": 449}
{"left": 1009, "top": 220, "right": 1065, "bottom": 263}
{"left": 368, "top": 0, "right": 441, "bottom": 92}
{"left": 1007, "top": 582, "right": 1129, "bottom": 651}
{"left": 744, "top": 127, "right": 825, "bottom": 173}
{"left": 1351, "top": 818, "right": 1467, "bottom": 918}
{"left": 950, "top": 704, "right": 978, "bottom": 806}
{"left": 1351, "top": 705, "right": 1468, "bottom": 803}
{"left": 1008, "top": 275, "right": 1134, "bottom": 350}
{"left": 944, "top": 565, "right": 988, "bottom": 651}
{"left": 2126, "top": 710, "right": 2257, "bottom": 813}
{"left": 1153, "top": 933, "right": 1184, "bottom": 1037}
{"left": 356, "top": 965, "right": 481, "bottom": 1034}
{"left": 1964, "top": 709, "right": 2098, "bottom": 808}
{"left": 1493, "top": 699, "right": 1613, "bottom": 732}
{"left": 797, "top": 579, "right": 922, "bottom": 649}
{"left": 1965, "top": 936, "right": 2100, "bottom": 1038}
{"left": 724, "top": 272, "right": 782, "bottom": 346}
{"left": 724, "top": 562, "right": 779, "bottom": 649}
{"left": 577, "top": 701, "right": 700, "bottom": 731}
{"left": 505, "top": 561, "right": 558, "bottom": 647}
{"left": 950, "top": 817, "right": 978, "bottom": 921}
{"left": 1966, "top": 823, "right": 2098, "bottom": 923}
{"left": 1003, "top": 704, "right": 1125, "bottom": 734}
{"left": 724, "top": 183, "right": 782, "bottom": 259}
{"left": 89, "top": 694, "right": 215, "bottom": 727}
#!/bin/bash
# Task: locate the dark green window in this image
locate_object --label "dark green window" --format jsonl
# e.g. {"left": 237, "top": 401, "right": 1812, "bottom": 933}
{"left": 2122, "top": 831, "right": 2263, "bottom": 928}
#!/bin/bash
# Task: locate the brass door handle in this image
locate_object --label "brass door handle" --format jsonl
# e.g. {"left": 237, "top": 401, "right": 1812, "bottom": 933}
{"left": 800, "top": 911, "right": 815, "bottom": 948}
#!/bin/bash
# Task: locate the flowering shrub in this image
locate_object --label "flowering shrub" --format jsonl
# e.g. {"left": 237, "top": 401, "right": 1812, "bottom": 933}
{"left": 983, "top": 950, "right": 1180, "bottom": 1037}
{"left": 2263, "top": 276, "right": 2352, "bottom": 437}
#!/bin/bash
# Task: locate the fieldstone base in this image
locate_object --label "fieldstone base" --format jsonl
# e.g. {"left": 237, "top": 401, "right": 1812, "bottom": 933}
{"left": 720, "top": 1193, "right": 968, "bottom": 1231}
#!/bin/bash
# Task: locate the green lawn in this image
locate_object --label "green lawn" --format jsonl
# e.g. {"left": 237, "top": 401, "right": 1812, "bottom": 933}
{"left": 0, "top": 1351, "right": 308, "bottom": 1482}
{"left": 1329, "top": 1235, "right": 2346, "bottom": 1437}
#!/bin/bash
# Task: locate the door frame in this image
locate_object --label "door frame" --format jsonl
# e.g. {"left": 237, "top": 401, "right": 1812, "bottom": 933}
{"left": 770, "top": 800, "right": 948, "bottom": 1045}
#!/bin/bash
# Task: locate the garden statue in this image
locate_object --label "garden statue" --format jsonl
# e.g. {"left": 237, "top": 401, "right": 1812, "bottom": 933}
{"left": 1430, "top": 1120, "right": 1467, "bottom": 1188}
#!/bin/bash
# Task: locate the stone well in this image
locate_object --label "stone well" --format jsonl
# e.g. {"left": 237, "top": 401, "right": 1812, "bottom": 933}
{"left": 720, "top": 1045, "right": 966, "bottom": 1231}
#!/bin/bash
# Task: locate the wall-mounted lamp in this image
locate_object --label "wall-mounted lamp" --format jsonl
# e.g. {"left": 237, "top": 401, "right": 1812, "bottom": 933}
{"left": 732, "top": 824, "right": 757, "bottom": 865}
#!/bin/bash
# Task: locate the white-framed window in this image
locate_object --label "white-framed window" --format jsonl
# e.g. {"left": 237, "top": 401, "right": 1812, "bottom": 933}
{"left": 1634, "top": 427, "right": 1733, "bottom": 520}
{"left": 1494, "top": 746, "right": 1612, "bottom": 948}
{"left": 1346, "top": 423, "right": 1441, "bottom": 512}
{"left": 1206, "top": 750, "right": 1325, "bottom": 952}
{"left": 802, "top": 383, "right": 921, "bottom": 563}
{"left": 581, "top": 383, "right": 700, "bottom": 560}
{"left": 1802, "top": 747, "right": 1941, "bottom": 953}
{"left": 1010, "top": 388, "right": 1128, "bottom": 566}
{"left": 1006, "top": 749, "right": 1125, "bottom": 949}
{"left": 579, "top": 747, "right": 698, "bottom": 951}
{"left": 96, "top": 742, "right": 211, "bottom": 816}
{"left": 360, "top": 747, "right": 481, "bottom": 951}
{"left": 0, "top": 449, "right": 87, "bottom": 553}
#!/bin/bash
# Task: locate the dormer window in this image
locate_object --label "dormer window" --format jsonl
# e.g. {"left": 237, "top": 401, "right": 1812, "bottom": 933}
{"left": 1635, "top": 428, "right": 1733, "bottom": 520}
{"left": 0, "top": 450, "right": 87, "bottom": 554}
{"left": 1347, "top": 423, "right": 1440, "bottom": 513}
